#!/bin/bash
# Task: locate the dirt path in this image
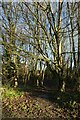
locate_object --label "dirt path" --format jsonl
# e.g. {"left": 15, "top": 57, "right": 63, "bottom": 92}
{"left": 2, "top": 87, "right": 79, "bottom": 119}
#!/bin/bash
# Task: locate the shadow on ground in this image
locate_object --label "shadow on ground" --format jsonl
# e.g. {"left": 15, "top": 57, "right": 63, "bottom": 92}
{"left": 2, "top": 85, "right": 80, "bottom": 119}
{"left": 18, "top": 85, "right": 80, "bottom": 116}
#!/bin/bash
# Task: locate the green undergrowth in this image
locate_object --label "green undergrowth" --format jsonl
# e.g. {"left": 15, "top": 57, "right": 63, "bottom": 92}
{"left": 2, "top": 84, "right": 24, "bottom": 99}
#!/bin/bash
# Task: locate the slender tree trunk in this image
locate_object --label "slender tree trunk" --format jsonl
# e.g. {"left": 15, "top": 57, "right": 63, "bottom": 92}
{"left": 67, "top": 3, "right": 76, "bottom": 68}
{"left": 78, "top": 2, "right": 80, "bottom": 66}
{"left": 77, "top": 2, "right": 80, "bottom": 91}
{"left": 57, "top": 1, "right": 64, "bottom": 91}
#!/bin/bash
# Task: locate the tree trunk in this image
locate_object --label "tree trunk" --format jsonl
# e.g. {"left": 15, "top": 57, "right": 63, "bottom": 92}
{"left": 77, "top": 2, "right": 80, "bottom": 91}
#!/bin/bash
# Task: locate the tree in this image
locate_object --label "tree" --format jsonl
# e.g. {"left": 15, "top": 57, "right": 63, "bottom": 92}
{"left": 1, "top": 1, "right": 79, "bottom": 91}
{"left": 77, "top": 1, "right": 80, "bottom": 91}
{"left": 1, "top": 2, "right": 20, "bottom": 87}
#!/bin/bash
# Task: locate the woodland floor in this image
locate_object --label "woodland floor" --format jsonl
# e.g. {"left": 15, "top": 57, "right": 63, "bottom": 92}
{"left": 1, "top": 85, "right": 80, "bottom": 120}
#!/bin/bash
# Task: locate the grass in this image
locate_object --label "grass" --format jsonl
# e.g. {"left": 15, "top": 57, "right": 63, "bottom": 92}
{"left": 2, "top": 84, "right": 23, "bottom": 99}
